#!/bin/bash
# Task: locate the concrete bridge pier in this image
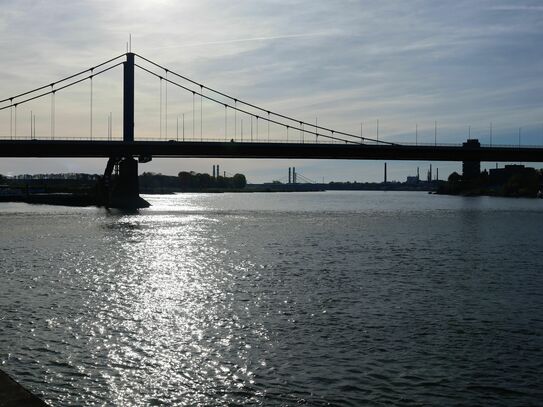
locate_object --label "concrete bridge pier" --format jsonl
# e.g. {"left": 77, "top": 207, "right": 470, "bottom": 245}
{"left": 100, "top": 156, "right": 149, "bottom": 209}
{"left": 462, "top": 139, "right": 481, "bottom": 180}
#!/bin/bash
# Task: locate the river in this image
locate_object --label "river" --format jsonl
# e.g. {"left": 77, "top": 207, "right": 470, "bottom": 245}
{"left": 1, "top": 191, "right": 542, "bottom": 406}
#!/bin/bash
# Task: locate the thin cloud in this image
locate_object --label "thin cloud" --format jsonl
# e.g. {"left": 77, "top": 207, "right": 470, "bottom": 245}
{"left": 153, "top": 32, "right": 336, "bottom": 49}
{"left": 489, "top": 5, "right": 543, "bottom": 11}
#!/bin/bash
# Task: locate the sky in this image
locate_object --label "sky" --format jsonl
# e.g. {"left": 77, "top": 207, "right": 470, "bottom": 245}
{"left": 0, "top": 0, "right": 542, "bottom": 183}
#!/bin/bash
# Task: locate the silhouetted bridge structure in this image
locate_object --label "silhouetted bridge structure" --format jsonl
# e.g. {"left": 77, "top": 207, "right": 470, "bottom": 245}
{"left": 1, "top": 139, "right": 542, "bottom": 162}
{"left": 1, "top": 52, "right": 542, "bottom": 207}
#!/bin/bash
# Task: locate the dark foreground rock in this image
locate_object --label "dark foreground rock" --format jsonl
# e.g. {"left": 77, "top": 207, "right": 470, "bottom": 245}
{"left": 0, "top": 370, "right": 48, "bottom": 407}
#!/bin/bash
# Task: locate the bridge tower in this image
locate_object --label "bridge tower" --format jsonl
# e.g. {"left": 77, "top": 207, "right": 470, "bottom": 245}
{"left": 123, "top": 52, "right": 134, "bottom": 142}
{"left": 99, "top": 52, "right": 149, "bottom": 209}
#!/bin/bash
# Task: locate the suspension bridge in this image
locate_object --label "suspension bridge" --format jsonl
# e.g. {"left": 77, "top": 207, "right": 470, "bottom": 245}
{"left": 1, "top": 52, "right": 542, "bottom": 207}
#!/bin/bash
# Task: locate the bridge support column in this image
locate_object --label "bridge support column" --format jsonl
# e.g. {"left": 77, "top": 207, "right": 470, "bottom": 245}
{"left": 99, "top": 156, "right": 149, "bottom": 209}
{"left": 462, "top": 139, "right": 481, "bottom": 180}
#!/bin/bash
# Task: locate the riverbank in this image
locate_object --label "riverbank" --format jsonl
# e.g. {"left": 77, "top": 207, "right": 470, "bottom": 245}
{"left": 0, "top": 193, "right": 96, "bottom": 206}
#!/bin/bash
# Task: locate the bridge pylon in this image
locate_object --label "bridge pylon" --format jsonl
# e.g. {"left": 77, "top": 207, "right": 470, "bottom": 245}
{"left": 123, "top": 52, "right": 135, "bottom": 142}
{"left": 97, "top": 53, "right": 149, "bottom": 209}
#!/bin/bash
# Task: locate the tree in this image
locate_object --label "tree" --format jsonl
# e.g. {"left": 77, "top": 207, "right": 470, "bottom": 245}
{"left": 448, "top": 172, "right": 461, "bottom": 183}
{"left": 232, "top": 174, "right": 247, "bottom": 189}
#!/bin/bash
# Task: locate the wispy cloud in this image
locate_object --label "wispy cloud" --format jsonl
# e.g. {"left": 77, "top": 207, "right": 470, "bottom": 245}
{"left": 490, "top": 5, "right": 543, "bottom": 11}
{"left": 153, "top": 32, "right": 337, "bottom": 49}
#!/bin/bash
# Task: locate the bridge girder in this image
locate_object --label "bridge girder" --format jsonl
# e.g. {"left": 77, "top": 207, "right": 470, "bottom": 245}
{"left": 0, "top": 140, "right": 542, "bottom": 162}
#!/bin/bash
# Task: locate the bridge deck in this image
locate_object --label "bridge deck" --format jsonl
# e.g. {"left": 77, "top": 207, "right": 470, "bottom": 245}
{"left": 1, "top": 140, "right": 542, "bottom": 162}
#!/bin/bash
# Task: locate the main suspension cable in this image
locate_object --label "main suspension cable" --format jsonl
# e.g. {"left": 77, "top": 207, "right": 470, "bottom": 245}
{"left": 0, "top": 62, "right": 123, "bottom": 112}
{"left": 134, "top": 53, "right": 394, "bottom": 145}
{"left": 0, "top": 53, "right": 126, "bottom": 104}
{"left": 135, "top": 63, "right": 357, "bottom": 144}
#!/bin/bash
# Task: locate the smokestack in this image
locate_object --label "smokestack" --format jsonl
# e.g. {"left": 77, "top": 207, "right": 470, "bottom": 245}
{"left": 384, "top": 162, "right": 387, "bottom": 183}
{"left": 217, "top": 165, "right": 220, "bottom": 178}
{"left": 417, "top": 167, "right": 420, "bottom": 181}
{"left": 213, "top": 165, "right": 216, "bottom": 178}
{"left": 436, "top": 168, "right": 439, "bottom": 181}
{"left": 429, "top": 164, "right": 432, "bottom": 182}
{"left": 293, "top": 167, "right": 296, "bottom": 184}
{"left": 288, "top": 167, "right": 291, "bottom": 184}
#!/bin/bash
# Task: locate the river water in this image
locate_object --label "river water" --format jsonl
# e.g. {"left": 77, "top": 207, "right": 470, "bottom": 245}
{"left": 1, "top": 191, "right": 542, "bottom": 406}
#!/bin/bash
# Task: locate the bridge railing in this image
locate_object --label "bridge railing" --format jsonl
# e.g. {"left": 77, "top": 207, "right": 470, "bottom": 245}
{"left": 2, "top": 134, "right": 543, "bottom": 148}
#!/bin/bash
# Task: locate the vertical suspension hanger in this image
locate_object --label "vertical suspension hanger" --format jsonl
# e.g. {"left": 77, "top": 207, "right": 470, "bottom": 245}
{"left": 224, "top": 104, "right": 227, "bottom": 141}
{"left": 192, "top": 91, "right": 195, "bottom": 139}
{"left": 267, "top": 111, "right": 270, "bottom": 142}
{"left": 159, "top": 77, "right": 163, "bottom": 139}
{"left": 251, "top": 116, "right": 253, "bottom": 142}
{"left": 165, "top": 70, "right": 168, "bottom": 139}
{"left": 14, "top": 104, "right": 17, "bottom": 139}
{"left": 90, "top": 68, "right": 93, "bottom": 140}
{"left": 234, "top": 100, "right": 237, "bottom": 140}
{"left": 10, "top": 98, "right": 13, "bottom": 140}
{"left": 200, "top": 85, "right": 203, "bottom": 141}
{"left": 53, "top": 90, "right": 56, "bottom": 140}
{"left": 50, "top": 87, "right": 54, "bottom": 139}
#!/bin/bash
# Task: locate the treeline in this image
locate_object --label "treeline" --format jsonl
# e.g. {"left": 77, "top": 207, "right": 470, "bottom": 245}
{"left": 440, "top": 168, "right": 543, "bottom": 197}
{"left": 139, "top": 171, "right": 247, "bottom": 192}
{"left": 1, "top": 173, "right": 98, "bottom": 192}
{"left": 4, "top": 173, "right": 100, "bottom": 180}
{"left": 1, "top": 171, "right": 248, "bottom": 193}
{"left": 178, "top": 171, "right": 246, "bottom": 189}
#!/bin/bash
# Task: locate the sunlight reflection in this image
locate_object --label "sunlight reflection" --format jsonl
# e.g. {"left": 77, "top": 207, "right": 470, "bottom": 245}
{"left": 92, "top": 197, "right": 266, "bottom": 404}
